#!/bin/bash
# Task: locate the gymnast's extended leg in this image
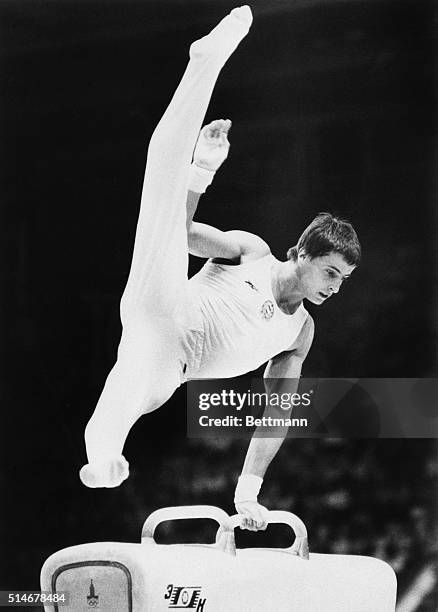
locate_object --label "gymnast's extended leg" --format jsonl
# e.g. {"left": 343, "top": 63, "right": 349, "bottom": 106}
{"left": 80, "top": 6, "right": 253, "bottom": 487}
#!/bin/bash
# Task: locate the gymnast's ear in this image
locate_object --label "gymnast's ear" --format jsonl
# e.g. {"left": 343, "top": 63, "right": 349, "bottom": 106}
{"left": 297, "top": 247, "right": 309, "bottom": 260}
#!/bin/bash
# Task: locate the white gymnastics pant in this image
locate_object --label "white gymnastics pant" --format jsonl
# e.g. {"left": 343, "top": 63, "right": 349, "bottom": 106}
{"left": 83, "top": 8, "right": 252, "bottom": 470}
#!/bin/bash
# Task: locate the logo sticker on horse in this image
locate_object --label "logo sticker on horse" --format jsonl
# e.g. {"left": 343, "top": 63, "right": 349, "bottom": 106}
{"left": 260, "top": 300, "right": 274, "bottom": 320}
{"left": 164, "top": 584, "right": 206, "bottom": 610}
{"left": 86, "top": 579, "right": 99, "bottom": 607}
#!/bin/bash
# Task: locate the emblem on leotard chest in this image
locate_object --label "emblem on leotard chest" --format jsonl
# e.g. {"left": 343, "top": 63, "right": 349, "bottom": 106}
{"left": 260, "top": 300, "right": 275, "bottom": 320}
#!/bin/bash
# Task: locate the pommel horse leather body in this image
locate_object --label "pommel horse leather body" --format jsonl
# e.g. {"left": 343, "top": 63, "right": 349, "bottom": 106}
{"left": 40, "top": 505, "right": 397, "bottom": 611}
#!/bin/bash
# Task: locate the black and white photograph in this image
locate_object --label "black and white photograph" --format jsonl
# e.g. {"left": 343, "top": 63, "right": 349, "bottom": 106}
{"left": 1, "top": 0, "right": 437, "bottom": 610}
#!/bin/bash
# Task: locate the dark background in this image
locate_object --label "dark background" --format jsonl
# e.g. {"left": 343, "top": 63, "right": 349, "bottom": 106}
{"left": 1, "top": 0, "right": 437, "bottom": 609}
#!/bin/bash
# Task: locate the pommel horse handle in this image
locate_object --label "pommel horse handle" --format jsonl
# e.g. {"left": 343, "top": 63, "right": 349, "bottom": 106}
{"left": 141, "top": 505, "right": 236, "bottom": 555}
{"left": 229, "top": 510, "right": 310, "bottom": 560}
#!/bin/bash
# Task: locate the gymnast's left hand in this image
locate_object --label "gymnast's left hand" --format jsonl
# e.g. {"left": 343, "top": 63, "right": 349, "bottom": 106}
{"left": 235, "top": 500, "right": 269, "bottom": 531}
{"left": 193, "top": 118, "right": 231, "bottom": 171}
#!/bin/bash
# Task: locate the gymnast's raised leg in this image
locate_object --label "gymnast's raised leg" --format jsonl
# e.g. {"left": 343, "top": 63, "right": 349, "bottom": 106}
{"left": 80, "top": 6, "right": 253, "bottom": 488}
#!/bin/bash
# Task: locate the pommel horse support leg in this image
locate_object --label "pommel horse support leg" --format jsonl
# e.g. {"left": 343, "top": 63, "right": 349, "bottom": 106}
{"left": 41, "top": 506, "right": 397, "bottom": 611}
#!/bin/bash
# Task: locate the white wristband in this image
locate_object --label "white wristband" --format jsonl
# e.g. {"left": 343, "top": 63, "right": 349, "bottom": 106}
{"left": 234, "top": 474, "right": 263, "bottom": 503}
{"left": 188, "top": 163, "right": 215, "bottom": 193}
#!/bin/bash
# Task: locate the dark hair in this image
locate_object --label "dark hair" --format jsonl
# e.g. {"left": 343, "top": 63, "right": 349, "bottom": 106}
{"left": 287, "top": 212, "right": 361, "bottom": 266}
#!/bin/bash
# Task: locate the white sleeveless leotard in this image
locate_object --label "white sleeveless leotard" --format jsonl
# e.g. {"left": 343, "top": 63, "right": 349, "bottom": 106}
{"left": 185, "top": 254, "right": 309, "bottom": 379}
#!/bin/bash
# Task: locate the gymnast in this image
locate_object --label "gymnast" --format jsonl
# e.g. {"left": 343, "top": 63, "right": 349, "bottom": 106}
{"left": 79, "top": 6, "right": 361, "bottom": 531}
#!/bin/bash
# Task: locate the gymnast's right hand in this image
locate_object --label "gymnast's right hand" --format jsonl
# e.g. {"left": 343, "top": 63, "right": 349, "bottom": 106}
{"left": 235, "top": 500, "right": 269, "bottom": 532}
{"left": 193, "top": 119, "right": 232, "bottom": 172}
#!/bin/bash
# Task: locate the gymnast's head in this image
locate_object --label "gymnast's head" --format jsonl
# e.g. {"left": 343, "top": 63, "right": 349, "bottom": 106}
{"left": 286, "top": 212, "right": 361, "bottom": 305}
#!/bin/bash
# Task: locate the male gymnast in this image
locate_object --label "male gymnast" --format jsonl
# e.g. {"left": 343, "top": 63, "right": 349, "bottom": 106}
{"left": 79, "top": 6, "right": 361, "bottom": 531}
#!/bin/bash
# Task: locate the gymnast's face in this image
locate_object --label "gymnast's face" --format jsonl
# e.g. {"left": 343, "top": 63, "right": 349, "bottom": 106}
{"left": 296, "top": 250, "right": 355, "bottom": 305}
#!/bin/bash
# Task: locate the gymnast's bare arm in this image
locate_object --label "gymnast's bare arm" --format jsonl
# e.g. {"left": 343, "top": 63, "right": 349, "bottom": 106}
{"left": 236, "top": 315, "right": 315, "bottom": 531}
{"left": 188, "top": 218, "right": 270, "bottom": 263}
